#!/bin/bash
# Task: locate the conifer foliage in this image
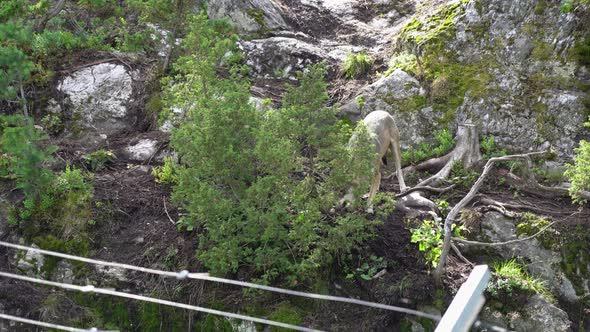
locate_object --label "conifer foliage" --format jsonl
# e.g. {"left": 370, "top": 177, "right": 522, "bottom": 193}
{"left": 165, "top": 13, "right": 378, "bottom": 284}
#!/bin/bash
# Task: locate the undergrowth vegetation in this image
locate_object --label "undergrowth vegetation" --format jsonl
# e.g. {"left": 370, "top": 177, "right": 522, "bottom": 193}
{"left": 401, "top": 129, "right": 454, "bottom": 165}
{"left": 342, "top": 51, "right": 372, "bottom": 79}
{"left": 565, "top": 139, "right": 590, "bottom": 204}
{"left": 163, "top": 13, "right": 380, "bottom": 284}
{"left": 487, "top": 259, "right": 553, "bottom": 306}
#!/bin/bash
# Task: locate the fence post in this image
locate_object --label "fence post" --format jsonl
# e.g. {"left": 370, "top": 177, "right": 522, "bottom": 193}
{"left": 435, "top": 265, "right": 491, "bottom": 332}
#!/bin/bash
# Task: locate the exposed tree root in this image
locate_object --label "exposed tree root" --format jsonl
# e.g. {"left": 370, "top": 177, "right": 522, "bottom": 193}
{"left": 433, "top": 150, "right": 561, "bottom": 284}
{"left": 477, "top": 196, "right": 572, "bottom": 216}
{"left": 416, "top": 123, "right": 481, "bottom": 188}
{"left": 505, "top": 156, "right": 590, "bottom": 201}
{"left": 453, "top": 211, "right": 580, "bottom": 247}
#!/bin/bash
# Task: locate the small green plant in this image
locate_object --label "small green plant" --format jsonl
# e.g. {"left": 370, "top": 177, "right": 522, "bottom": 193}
{"left": 342, "top": 51, "right": 372, "bottom": 79}
{"left": 561, "top": 0, "right": 574, "bottom": 13}
{"left": 372, "top": 192, "right": 396, "bottom": 220}
{"left": 450, "top": 161, "right": 479, "bottom": 188}
{"left": 83, "top": 149, "right": 116, "bottom": 171}
{"left": 410, "top": 218, "right": 463, "bottom": 268}
{"left": 410, "top": 219, "right": 443, "bottom": 268}
{"left": 345, "top": 255, "right": 387, "bottom": 281}
{"left": 385, "top": 52, "right": 418, "bottom": 77}
{"left": 402, "top": 129, "right": 454, "bottom": 165}
{"left": 480, "top": 135, "right": 506, "bottom": 159}
{"left": 488, "top": 259, "right": 553, "bottom": 302}
{"left": 565, "top": 140, "right": 590, "bottom": 204}
{"left": 152, "top": 156, "right": 179, "bottom": 184}
{"left": 40, "top": 114, "right": 63, "bottom": 135}
{"left": 436, "top": 199, "right": 451, "bottom": 218}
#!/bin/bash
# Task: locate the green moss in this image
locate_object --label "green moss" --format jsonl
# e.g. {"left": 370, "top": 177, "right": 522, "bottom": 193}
{"left": 531, "top": 41, "right": 553, "bottom": 61}
{"left": 561, "top": 225, "right": 590, "bottom": 295}
{"left": 532, "top": 101, "right": 556, "bottom": 140}
{"left": 397, "top": 95, "right": 427, "bottom": 113}
{"left": 247, "top": 9, "right": 269, "bottom": 32}
{"left": 516, "top": 212, "right": 560, "bottom": 250}
{"left": 268, "top": 302, "right": 304, "bottom": 332}
{"left": 385, "top": 52, "right": 418, "bottom": 77}
{"left": 401, "top": 1, "right": 467, "bottom": 46}
{"left": 534, "top": 0, "right": 548, "bottom": 15}
{"left": 572, "top": 34, "right": 590, "bottom": 66}
{"left": 424, "top": 62, "right": 493, "bottom": 125}
{"left": 31, "top": 234, "right": 90, "bottom": 277}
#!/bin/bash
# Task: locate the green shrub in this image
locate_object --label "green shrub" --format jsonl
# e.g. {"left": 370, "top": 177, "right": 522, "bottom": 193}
{"left": 83, "top": 149, "right": 116, "bottom": 172}
{"left": 565, "top": 140, "right": 590, "bottom": 204}
{"left": 342, "top": 51, "right": 372, "bottom": 79}
{"left": 40, "top": 113, "right": 63, "bottom": 135}
{"left": 0, "top": 115, "right": 56, "bottom": 202}
{"left": 164, "top": 13, "right": 377, "bottom": 284}
{"left": 268, "top": 302, "right": 303, "bottom": 332}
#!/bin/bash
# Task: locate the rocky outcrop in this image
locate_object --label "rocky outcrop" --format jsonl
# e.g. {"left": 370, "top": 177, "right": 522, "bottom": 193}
{"left": 480, "top": 294, "right": 572, "bottom": 332}
{"left": 239, "top": 36, "right": 358, "bottom": 78}
{"left": 58, "top": 63, "right": 136, "bottom": 137}
{"left": 473, "top": 212, "right": 582, "bottom": 303}
{"left": 207, "top": 0, "right": 289, "bottom": 33}
{"left": 340, "top": 68, "right": 429, "bottom": 147}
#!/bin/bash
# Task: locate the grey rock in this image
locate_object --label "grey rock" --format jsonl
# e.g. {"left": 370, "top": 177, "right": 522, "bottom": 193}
{"left": 96, "top": 265, "right": 127, "bottom": 284}
{"left": 16, "top": 243, "right": 44, "bottom": 275}
{"left": 479, "top": 295, "right": 572, "bottom": 332}
{"left": 239, "top": 37, "right": 337, "bottom": 78}
{"left": 476, "top": 212, "right": 580, "bottom": 303}
{"left": 54, "top": 261, "right": 75, "bottom": 284}
{"left": 58, "top": 63, "right": 134, "bottom": 136}
{"left": 229, "top": 319, "right": 258, "bottom": 332}
{"left": 207, "top": 0, "right": 288, "bottom": 33}
{"left": 125, "top": 139, "right": 159, "bottom": 161}
{"left": 511, "top": 294, "right": 572, "bottom": 332}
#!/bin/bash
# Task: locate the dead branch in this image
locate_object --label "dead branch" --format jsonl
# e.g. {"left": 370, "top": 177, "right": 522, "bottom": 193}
{"left": 35, "top": 0, "right": 66, "bottom": 32}
{"left": 163, "top": 198, "right": 176, "bottom": 225}
{"left": 505, "top": 158, "right": 590, "bottom": 201}
{"left": 433, "top": 151, "right": 550, "bottom": 285}
{"left": 451, "top": 243, "right": 473, "bottom": 266}
{"left": 452, "top": 211, "right": 580, "bottom": 247}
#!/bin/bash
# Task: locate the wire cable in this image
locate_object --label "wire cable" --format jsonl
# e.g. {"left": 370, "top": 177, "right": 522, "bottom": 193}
{"left": 0, "top": 271, "right": 322, "bottom": 332}
{"left": 0, "top": 313, "right": 116, "bottom": 332}
{"left": 0, "top": 240, "right": 441, "bottom": 321}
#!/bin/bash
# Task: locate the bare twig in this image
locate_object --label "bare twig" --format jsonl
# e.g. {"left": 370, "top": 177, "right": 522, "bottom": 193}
{"left": 451, "top": 243, "right": 473, "bottom": 266}
{"left": 163, "top": 198, "right": 176, "bottom": 225}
